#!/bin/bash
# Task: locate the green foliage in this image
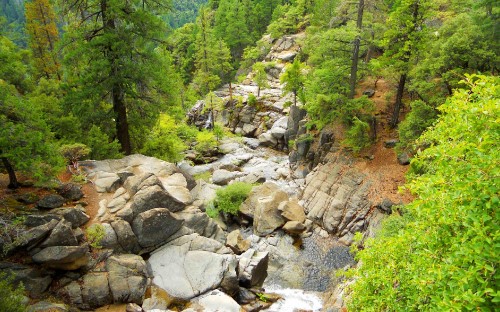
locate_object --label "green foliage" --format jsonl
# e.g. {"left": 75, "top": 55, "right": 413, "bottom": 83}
{"left": 59, "top": 143, "right": 91, "bottom": 164}
{"left": 84, "top": 126, "right": 123, "bottom": 160}
{"left": 0, "top": 272, "right": 26, "bottom": 312}
{"left": 347, "top": 75, "right": 500, "bottom": 311}
{"left": 280, "top": 58, "right": 307, "bottom": 106}
{"left": 86, "top": 224, "right": 105, "bottom": 249}
{"left": 141, "top": 115, "right": 189, "bottom": 163}
{"left": 342, "top": 117, "right": 371, "bottom": 153}
{"left": 194, "top": 130, "right": 218, "bottom": 154}
{"left": 247, "top": 93, "right": 257, "bottom": 106}
{"left": 207, "top": 182, "right": 253, "bottom": 217}
{"left": 397, "top": 100, "right": 437, "bottom": 151}
{"left": 193, "top": 171, "right": 212, "bottom": 182}
{"left": 267, "top": 0, "right": 310, "bottom": 39}
{"left": 165, "top": 0, "right": 208, "bottom": 29}
{"left": 253, "top": 62, "right": 269, "bottom": 96}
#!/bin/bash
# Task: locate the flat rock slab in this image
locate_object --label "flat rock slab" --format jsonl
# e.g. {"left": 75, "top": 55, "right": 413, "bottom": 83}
{"left": 148, "top": 234, "right": 237, "bottom": 300}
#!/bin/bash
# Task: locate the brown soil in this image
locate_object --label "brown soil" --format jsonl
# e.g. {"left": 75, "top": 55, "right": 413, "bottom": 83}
{"left": 353, "top": 78, "right": 414, "bottom": 205}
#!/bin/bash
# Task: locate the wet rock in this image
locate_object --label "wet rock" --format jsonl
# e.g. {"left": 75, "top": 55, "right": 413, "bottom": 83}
{"left": 226, "top": 230, "right": 250, "bottom": 255}
{"left": 132, "top": 208, "right": 183, "bottom": 248}
{"left": 39, "top": 219, "right": 78, "bottom": 248}
{"left": 106, "top": 254, "right": 148, "bottom": 304}
{"left": 238, "top": 249, "right": 269, "bottom": 288}
{"left": 57, "top": 183, "right": 84, "bottom": 201}
{"left": 37, "top": 194, "right": 65, "bottom": 210}
{"left": 32, "top": 245, "right": 89, "bottom": 270}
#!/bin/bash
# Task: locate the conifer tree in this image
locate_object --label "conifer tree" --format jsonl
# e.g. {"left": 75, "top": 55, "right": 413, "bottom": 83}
{"left": 25, "top": 0, "right": 60, "bottom": 80}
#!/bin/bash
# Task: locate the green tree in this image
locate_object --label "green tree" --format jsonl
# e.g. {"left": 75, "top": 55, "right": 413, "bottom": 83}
{"left": 61, "top": 0, "right": 173, "bottom": 155}
{"left": 346, "top": 75, "right": 500, "bottom": 310}
{"left": 280, "top": 58, "right": 306, "bottom": 106}
{"left": 252, "top": 62, "right": 269, "bottom": 97}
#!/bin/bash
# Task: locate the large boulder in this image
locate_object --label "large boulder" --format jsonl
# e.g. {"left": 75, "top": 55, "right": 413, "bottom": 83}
{"left": 253, "top": 189, "right": 288, "bottom": 236}
{"left": 190, "top": 180, "right": 220, "bottom": 209}
{"left": 174, "top": 207, "right": 226, "bottom": 243}
{"left": 93, "top": 172, "right": 121, "bottom": 193}
{"left": 106, "top": 254, "right": 148, "bottom": 304}
{"left": 55, "top": 206, "right": 90, "bottom": 228}
{"left": 193, "top": 290, "right": 241, "bottom": 312}
{"left": 147, "top": 234, "right": 238, "bottom": 300}
{"left": 240, "top": 182, "right": 283, "bottom": 220}
{"left": 37, "top": 194, "right": 65, "bottom": 210}
{"left": 131, "top": 185, "right": 186, "bottom": 216}
{"left": 32, "top": 245, "right": 90, "bottom": 270}
{"left": 132, "top": 208, "right": 184, "bottom": 248}
{"left": 81, "top": 273, "right": 112, "bottom": 309}
{"left": 238, "top": 249, "right": 269, "bottom": 288}
{"left": 57, "top": 183, "right": 84, "bottom": 201}
{"left": 111, "top": 220, "right": 141, "bottom": 254}
{"left": 39, "top": 219, "right": 78, "bottom": 248}
{"left": 5, "top": 219, "right": 59, "bottom": 255}
{"left": 278, "top": 200, "right": 306, "bottom": 223}
{"left": 225, "top": 230, "right": 250, "bottom": 255}
{"left": 212, "top": 169, "right": 243, "bottom": 186}
{"left": 0, "top": 263, "right": 52, "bottom": 298}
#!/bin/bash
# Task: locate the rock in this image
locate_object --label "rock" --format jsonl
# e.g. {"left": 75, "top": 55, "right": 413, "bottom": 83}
{"left": 285, "top": 105, "right": 307, "bottom": 143}
{"left": 56, "top": 206, "right": 90, "bottom": 228}
{"left": 175, "top": 208, "right": 226, "bottom": 243}
{"left": 131, "top": 185, "right": 186, "bottom": 216}
{"left": 194, "top": 290, "right": 241, "bottom": 312}
{"left": 6, "top": 219, "right": 59, "bottom": 254}
{"left": 253, "top": 191, "right": 288, "bottom": 236}
{"left": 237, "top": 287, "right": 257, "bottom": 304}
{"left": 397, "top": 152, "right": 410, "bottom": 165}
{"left": 37, "top": 194, "right": 65, "bottom": 210}
{"left": 147, "top": 234, "right": 238, "bottom": 300}
{"left": 226, "top": 230, "right": 250, "bottom": 255}
{"left": 32, "top": 245, "right": 90, "bottom": 270}
{"left": 111, "top": 220, "right": 141, "bottom": 254}
{"left": 238, "top": 249, "right": 269, "bottom": 288}
{"left": 242, "top": 123, "right": 257, "bottom": 137}
{"left": 123, "top": 173, "right": 156, "bottom": 196}
{"left": 377, "top": 198, "right": 394, "bottom": 214}
{"left": 15, "top": 193, "right": 39, "bottom": 204}
{"left": 283, "top": 221, "right": 306, "bottom": 234}
{"left": 81, "top": 273, "right": 112, "bottom": 309}
{"left": 240, "top": 182, "right": 283, "bottom": 220}
{"left": 258, "top": 132, "right": 278, "bottom": 147}
{"left": 277, "top": 51, "right": 297, "bottom": 61}
{"left": 24, "top": 214, "right": 61, "bottom": 227}
{"left": 27, "top": 301, "right": 68, "bottom": 312}
{"left": 106, "top": 254, "right": 148, "bottom": 304}
{"left": 0, "top": 263, "right": 52, "bottom": 298}
{"left": 190, "top": 180, "right": 220, "bottom": 209}
{"left": 94, "top": 172, "right": 121, "bottom": 193}
{"left": 363, "top": 89, "right": 376, "bottom": 97}
{"left": 212, "top": 169, "right": 242, "bottom": 185}
{"left": 141, "top": 286, "right": 171, "bottom": 311}
{"left": 132, "top": 208, "right": 184, "bottom": 248}
{"left": 384, "top": 139, "right": 399, "bottom": 148}
{"left": 160, "top": 172, "right": 187, "bottom": 188}
{"left": 278, "top": 200, "right": 306, "bottom": 223}
{"left": 125, "top": 303, "right": 142, "bottom": 312}
{"left": 57, "top": 183, "right": 84, "bottom": 201}
{"left": 100, "top": 223, "right": 120, "bottom": 250}
{"left": 39, "top": 219, "right": 78, "bottom": 248}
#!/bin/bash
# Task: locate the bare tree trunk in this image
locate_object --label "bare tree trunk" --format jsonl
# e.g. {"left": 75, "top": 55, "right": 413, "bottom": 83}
{"left": 391, "top": 73, "right": 407, "bottom": 128}
{"left": 349, "top": 0, "right": 364, "bottom": 99}
{"left": 2, "top": 157, "right": 19, "bottom": 189}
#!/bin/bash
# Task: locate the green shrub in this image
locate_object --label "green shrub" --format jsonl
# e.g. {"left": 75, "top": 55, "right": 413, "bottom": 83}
{"left": 0, "top": 272, "right": 26, "bottom": 312}
{"left": 397, "top": 100, "right": 437, "bottom": 151}
{"left": 141, "top": 114, "right": 188, "bottom": 163}
{"left": 85, "top": 125, "right": 123, "bottom": 160}
{"left": 194, "top": 130, "right": 218, "bottom": 154}
{"left": 86, "top": 224, "right": 105, "bottom": 248}
{"left": 247, "top": 93, "right": 257, "bottom": 106}
{"left": 342, "top": 117, "right": 371, "bottom": 153}
{"left": 207, "top": 182, "right": 254, "bottom": 217}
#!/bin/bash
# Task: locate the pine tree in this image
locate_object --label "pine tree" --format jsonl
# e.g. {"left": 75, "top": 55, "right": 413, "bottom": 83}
{"left": 25, "top": 0, "right": 61, "bottom": 80}
{"left": 281, "top": 58, "right": 306, "bottom": 106}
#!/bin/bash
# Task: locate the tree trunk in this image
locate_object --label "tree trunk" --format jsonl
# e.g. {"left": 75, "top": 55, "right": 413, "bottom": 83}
{"left": 391, "top": 73, "right": 407, "bottom": 128}
{"left": 258, "top": 86, "right": 260, "bottom": 97}
{"left": 229, "top": 81, "right": 233, "bottom": 101}
{"left": 1, "top": 157, "right": 19, "bottom": 189}
{"left": 102, "top": 0, "right": 131, "bottom": 155}
{"left": 349, "top": 0, "right": 364, "bottom": 99}
{"left": 293, "top": 91, "right": 297, "bottom": 106}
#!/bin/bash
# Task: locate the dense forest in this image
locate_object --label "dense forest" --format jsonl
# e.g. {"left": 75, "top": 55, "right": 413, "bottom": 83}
{"left": 0, "top": 0, "right": 498, "bottom": 310}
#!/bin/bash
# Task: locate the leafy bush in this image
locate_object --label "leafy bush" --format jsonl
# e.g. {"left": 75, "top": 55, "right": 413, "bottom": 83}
{"left": 206, "top": 182, "right": 253, "bottom": 217}
{"left": 86, "top": 224, "right": 105, "bottom": 248}
{"left": 346, "top": 75, "right": 500, "bottom": 310}
{"left": 141, "top": 114, "right": 188, "bottom": 163}
{"left": 247, "top": 93, "right": 257, "bottom": 106}
{"left": 342, "top": 117, "right": 371, "bottom": 153}
{"left": 397, "top": 100, "right": 437, "bottom": 151}
{"left": 85, "top": 125, "right": 123, "bottom": 160}
{"left": 194, "top": 130, "right": 218, "bottom": 154}
{"left": 0, "top": 272, "right": 26, "bottom": 312}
